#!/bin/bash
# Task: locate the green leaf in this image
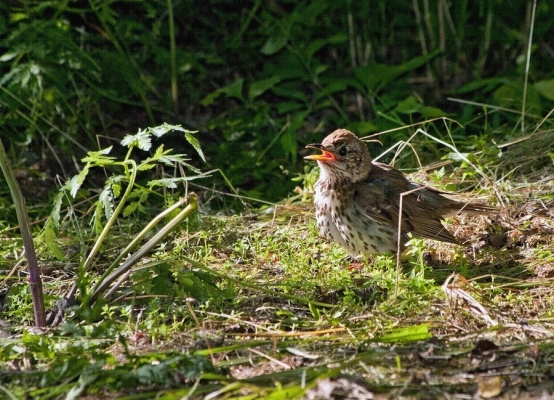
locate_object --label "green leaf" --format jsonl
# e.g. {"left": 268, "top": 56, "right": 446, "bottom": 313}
{"left": 200, "top": 78, "right": 244, "bottom": 106}
{"left": 121, "top": 129, "right": 152, "bottom": 151}
{"left": 248, "top": 76, "right": 281, "bottom": 101}
{"left": 150, "top": 124, "right": 172, "bottom": 137}
{"left": 347, "top": 121, "right": 379, "bottom": 134}
{"left": 453, "top": 77, "right": 507, "bottom": 94}
{"left": 396, "top": 95, "right": 422, "bottom": 114}
{"left": 43, "top": 221, "right": 64, "bottom": 260}
{"left": 535, "top": 78, "right": 554, "bottom": 101}
{"left": 81, "top": 146, "right": 114, "bottom": 164}
{"left": 396, "top": 95, "right": 447, "bottom": 118}
{"left": 370, "top": 324, "right": 431, "bottom": 343}
{"left": 147, "top": 176, "right": 206, "bottom": 189}
{"left": 123, "top": 201, "right": 144, "bottom": 217}
{"left": 184, "top": 131, "right": 206, "bottom": 162}
{"left": 68, "top": 165, "right": 90, "bottom": 198}
{"left": 305, "top": 33, "right": 347, "bottom": 60}
{"left": 271, "top": 85, "right": 308, "bottom": 102}
{"left": 315, "top": 80, "right": 348, "bottom": 100}
{"left": 277, "top": 101, "right": 306, "bottom": 114}
{"left": 261, "top": 32, "right": 288, "bottom": 55}
{"left": 355, "top": 49, "right": 441, "bottom": 92}
{"left": 494, "top": 81, "right": 541, "bottom": 110}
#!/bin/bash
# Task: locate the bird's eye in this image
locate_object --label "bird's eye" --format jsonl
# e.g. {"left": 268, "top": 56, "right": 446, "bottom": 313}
{"left": 338, "top": 147, "right": 348, "bottom": 156}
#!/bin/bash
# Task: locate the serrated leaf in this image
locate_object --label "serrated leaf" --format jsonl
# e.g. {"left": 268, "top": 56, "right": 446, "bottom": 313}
{"left": 147, "top": 176, "right": 207, "bottom": 189}
{"left": 123, "top": 201, "right": 142, "bottom": 217}
{"left": 184, "top": 132, "right": 205, "bottom": 162}
{"left": 111, "top": 182, "right": 121, "bottom": 198}
{"left": 50, "top": 191, "right": 64, "bottom": 227}
{"left": 43, "top": 222, "right": 64, "bottom": 260}
{"left": 158, "top": 152, "right": 190, "bottom": 167}
{"left": 92, "top": 147, "right": 113, "bottom": 156}
{"left": 98, "top": 185, "right": 114, "bottom": 220}
{"left": 159, "top": 123, "right": 186, "bottom": 133}
{"left": 81, "top": 146, "right": 113, "bottom": 164}
{"left": 121, "top": 129, "right": 152, "bottom": 151}
{"left": 138, "top": 163, "right": 157, "bottom": 171}
{"left": 150, "top": 124, "right": 172, "bottom": 137}
{"left": 139, "top": 145, "right": 167, "bottom": 169}
{"left": 68, "top": 166, "right": 89, "bottom": 198}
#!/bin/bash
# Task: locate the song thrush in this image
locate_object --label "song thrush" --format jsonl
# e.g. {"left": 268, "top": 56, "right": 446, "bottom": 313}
{"left": 304, "top": 129, "right": 494, "bottom": 256}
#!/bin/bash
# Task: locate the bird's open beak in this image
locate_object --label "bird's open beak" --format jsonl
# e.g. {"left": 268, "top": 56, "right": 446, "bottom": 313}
{"left": 304, "top": 144, "right": 337, "bottom": 162}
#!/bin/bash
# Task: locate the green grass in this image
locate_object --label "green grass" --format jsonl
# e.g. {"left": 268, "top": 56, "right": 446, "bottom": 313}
{"left": 1, "top": 154, "right": 554, "bottom": 398}
{"left": 1, "top": 1, "right": 554, "bottom": 397}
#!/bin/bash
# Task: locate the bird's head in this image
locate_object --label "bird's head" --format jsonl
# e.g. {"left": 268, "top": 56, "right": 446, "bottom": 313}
{"left": 305, "top": 129, "right": 373, "bottom": 184}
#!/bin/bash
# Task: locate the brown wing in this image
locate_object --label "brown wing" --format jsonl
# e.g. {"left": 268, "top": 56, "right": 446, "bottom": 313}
{"left": 352, "top": 162, "right": 460, "bottom": 244}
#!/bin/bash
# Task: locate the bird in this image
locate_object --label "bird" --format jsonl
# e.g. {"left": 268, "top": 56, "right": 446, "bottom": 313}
{"left": 304, "top": 129, "right": 495, "bottom": 257}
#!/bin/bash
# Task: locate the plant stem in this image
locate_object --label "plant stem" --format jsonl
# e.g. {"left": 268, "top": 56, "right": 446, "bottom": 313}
{"left": 167, "top": 0, "right": 178, "bottom": 115}
{"left": 89, "top": 193, "right": 198, "bottom": 304}
{"left": 0, "top": 139, "right": 46, "bottom": 327}
{"left": 65, "top": 159, "right": 138, "bottom": 301}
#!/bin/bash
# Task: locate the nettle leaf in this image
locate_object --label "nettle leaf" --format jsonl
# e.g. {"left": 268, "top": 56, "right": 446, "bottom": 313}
{"left": 121, "top": 129, "right": 152, "bottom": 151}
{"left": 158, "top": 123, "right": 187, "bottom": 133}
{"left": 151, "top": 124, "right": 205, "bottom": 162}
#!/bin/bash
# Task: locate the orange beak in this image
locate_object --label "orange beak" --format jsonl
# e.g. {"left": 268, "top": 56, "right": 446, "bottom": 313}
{"left": 304, "top": 144, "right": 337, "bottom": 162}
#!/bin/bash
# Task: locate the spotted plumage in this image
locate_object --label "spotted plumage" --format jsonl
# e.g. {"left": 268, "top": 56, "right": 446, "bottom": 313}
{"left": 305, "top": 129, "right": 494, "bottom": 256}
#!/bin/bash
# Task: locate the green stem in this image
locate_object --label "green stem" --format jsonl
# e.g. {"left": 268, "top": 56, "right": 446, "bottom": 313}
{"left": 66, "top": 159, "right": 138, "bottom": 301}
{"left": 0, "top": 139, "right": 46, "bottom": 327}
{"left": 89, "top": 194, "right": 198, "bottom": 304}
{"left": 167, "top": 0, "right": 178, "bottom": 115}
{"left": 90, "top": 195, "right": 190, "bottom": 298}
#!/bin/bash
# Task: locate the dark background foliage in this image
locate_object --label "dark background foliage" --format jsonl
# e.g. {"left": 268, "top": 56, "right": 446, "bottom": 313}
{"left": 1, "top": 0, "right": 553, "bottom": 205}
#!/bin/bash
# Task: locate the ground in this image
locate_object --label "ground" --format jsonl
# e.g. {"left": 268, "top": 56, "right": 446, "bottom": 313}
{"left": 1, "top": 135, "right": 554, "bottom": 399}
